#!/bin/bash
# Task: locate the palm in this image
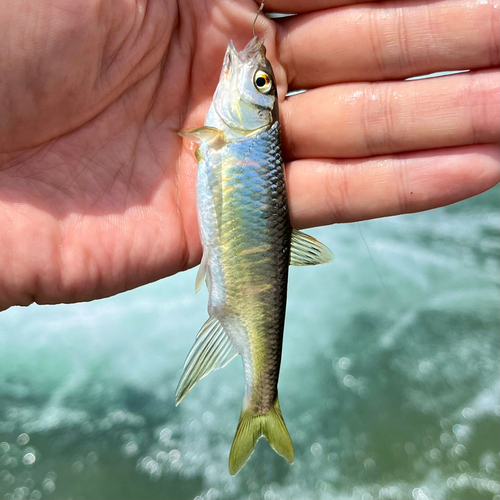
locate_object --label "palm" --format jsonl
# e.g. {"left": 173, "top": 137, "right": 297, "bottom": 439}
{"left": 0, "top": 0, "right": 266, "bottom": 307}
{"left": 0, "top": 0, "right": 498, "bottom": 310}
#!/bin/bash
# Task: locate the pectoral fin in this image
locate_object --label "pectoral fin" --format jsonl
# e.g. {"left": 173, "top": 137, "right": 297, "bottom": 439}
{"left": 178, "top": 126, "right": 226, "bottom": 149}
{"left": 290, "top": 229, "right": 334, "bottom": 266}
{"left": 175, "top": 317, "right": 237, "bottom": 405}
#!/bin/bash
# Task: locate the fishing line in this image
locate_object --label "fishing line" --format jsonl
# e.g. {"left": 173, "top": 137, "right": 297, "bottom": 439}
{"left": 357, "top": 222, "right": 446, "bottom": 426}
{"left": 252, "top": 1, "right": 265, "bottom": 38}
{"left": 356, "top": 222, "right": 394, "bottom": 303}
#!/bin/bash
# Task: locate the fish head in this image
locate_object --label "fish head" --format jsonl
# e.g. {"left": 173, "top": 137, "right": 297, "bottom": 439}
{"left": 213, "top": 37, "right": 277, "bottom": 134}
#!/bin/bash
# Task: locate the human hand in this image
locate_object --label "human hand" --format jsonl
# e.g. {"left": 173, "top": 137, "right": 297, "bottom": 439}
{"left": 0, "top": 0, "right": 498, "bottom": 310}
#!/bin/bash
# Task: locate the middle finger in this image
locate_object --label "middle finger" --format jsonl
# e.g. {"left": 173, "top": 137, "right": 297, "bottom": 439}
{"left": 281, "top": 70, "right": 499, "bottom": 159}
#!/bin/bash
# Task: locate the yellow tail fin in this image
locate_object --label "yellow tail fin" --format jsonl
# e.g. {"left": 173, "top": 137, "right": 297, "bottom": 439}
{"left": 229, "top": 397, "right": 294, "bottom": 475}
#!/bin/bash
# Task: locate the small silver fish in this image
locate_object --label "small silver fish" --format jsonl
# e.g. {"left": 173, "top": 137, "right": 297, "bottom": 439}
{"left": 177, "top": 36, "right": 333, "bottom": 475}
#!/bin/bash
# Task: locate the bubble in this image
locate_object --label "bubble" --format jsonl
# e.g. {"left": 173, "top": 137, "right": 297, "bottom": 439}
{"left": 310, "top": 443, "right": 323, "bottom": 457}
{"left": 440, "top": 433, "right": 453, "bottom": 445}
{"left": 206, "top": 488, "right": 220, "bottom": 500}
{"left": 148, "top": 461, "right": 159, "bottom": 475}
{"left": 2, "top": 472, "right": 15, "bottom": 485}
{"left": 364, "top": 458, "right": 376, "bottom": 470}
{"left": 123, "top": 441, "right": 139, "bottom": 457}
{"left": 0, "top": 442, "right": 10, "bottom": 453}
{"left": 263, "top": 491, "right": 275, "bottom": 500}
{"left": 318, "top": 480, "right": 329, "bottom": 492}
{"left": 205, "top": 465, "right": 217, "bottom": 478}
{"left": 150, "top": 468, "right": 162, "bottom": 481}
{"left": 461, "top": 407, "right": 474, "bottom": 419}
{"left": 202, "top": 411, "right": 214, "bottom": 425}
{"left": 72, "top": 461, "right": 84, "bottom": 473}
{"left": 338, "top": 357, "right": 351, "bottom": 370}
{"left": 141, "top": 456, "right": 154, "bottom": 470}
{"left": 17, "top": 434, "right": 30, "bottom": 446}
{"left": 22, "top": 453, "right": 36, "bottom": 465}
{"left": 13, "top": 487, "right": 30, "bottom": 499}
{"left": 42, "top": 478, "right": 56, "bottom": 494}
{"left": 169, "top": 449, "right": 181, "bottom": 461}
{"left": 429, "top": 448, "right": 442, "bottom": 462}
{"left": 156, "top": 451, "right": 168, "bottom": 463}
{"left": 453, "top": 424, "right": 470, "bottom": 441}
{"left": 99, "top": 417, "right": 113, "bottom": 431}
{"left": 30, "top": 491, "right": 42, "bottom": 500}
{"left": 189, "top": 419, "right": 201, "bottom": 433}
{"left": 343, "top": 374, "right": 356, "bottom": 387}
{"left": 358, "top": 386, "right": 369, "bottom": 398}
{"left": 440, "top": 418, "right": 451, "bottom": 429}
{"left": 458, "top": 460, "right": 470, "bottom": 472}
{"left": 412, "top": 488, "right": 429, "bottom": 500}
{"left": 388, "top": 486, "right": 403, "bottom": 499}
{"left": 111, "top": 410, "right": 126, "bottom": 423}
{"left": 405, "top": 442, "right": 416, "bottom": 455}
{"left": 170, "top": 460, "right": 182, "bottom": 472}
{"left": 453, "top": 444, "right": 467, "bottom": 457}
{"left": 159, "top": 428, "right": 172, "bottom": 443}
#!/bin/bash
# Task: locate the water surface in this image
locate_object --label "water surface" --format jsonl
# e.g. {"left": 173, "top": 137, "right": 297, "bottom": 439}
{"left": 1, "top": 186, "right": 499, "bottom": 500}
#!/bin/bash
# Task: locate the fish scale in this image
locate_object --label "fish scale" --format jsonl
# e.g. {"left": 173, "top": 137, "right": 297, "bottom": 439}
{"left": 219, "top": 123, "right": 290, "bottom": 414}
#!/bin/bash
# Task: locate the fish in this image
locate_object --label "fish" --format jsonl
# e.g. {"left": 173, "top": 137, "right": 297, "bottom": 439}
{"left": 177, "top": 36, "right": 333, "bottom": 475}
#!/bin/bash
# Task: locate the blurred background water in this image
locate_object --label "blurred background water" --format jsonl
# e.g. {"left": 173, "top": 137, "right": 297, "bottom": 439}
{"left": 0, "top": 185, "right": 499, "bottom": 500}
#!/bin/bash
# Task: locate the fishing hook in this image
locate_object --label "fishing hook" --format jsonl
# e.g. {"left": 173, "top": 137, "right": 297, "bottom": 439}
{"left": 252, "top": 0, "right": 265, "bottom": 38}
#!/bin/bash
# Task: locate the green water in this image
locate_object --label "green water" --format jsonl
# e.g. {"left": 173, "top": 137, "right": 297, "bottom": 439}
{"left": 1, "top": 186, "right": 499, "bottom": 500}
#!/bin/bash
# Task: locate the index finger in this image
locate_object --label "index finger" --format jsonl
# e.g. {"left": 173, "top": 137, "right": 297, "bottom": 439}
{"left": 276, "top": 0, "right": 499, "bottom": 88}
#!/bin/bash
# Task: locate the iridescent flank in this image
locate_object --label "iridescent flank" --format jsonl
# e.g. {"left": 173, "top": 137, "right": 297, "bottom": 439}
{"left": 176, "top": 37, "right": 333, "bottom": 475}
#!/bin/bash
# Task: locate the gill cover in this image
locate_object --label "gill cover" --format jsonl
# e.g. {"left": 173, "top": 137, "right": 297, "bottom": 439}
{"left": 213, "top": 37, "right": 277, "bottom": 133}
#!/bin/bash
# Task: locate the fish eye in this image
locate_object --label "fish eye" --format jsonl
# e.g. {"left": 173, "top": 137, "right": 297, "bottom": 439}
{"left": 254, "top": 70, "right": 273, "bottom": 94}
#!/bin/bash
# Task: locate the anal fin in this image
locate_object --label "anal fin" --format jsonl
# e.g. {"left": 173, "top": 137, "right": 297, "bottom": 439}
{"left": 175, "top": 317, "right": 237, "bottom": 405}
{"left": 290, "top": 229, "right": 334, "bottom": 266}
{"left": 195, "top": 252, "right": 209, "bottom": 293}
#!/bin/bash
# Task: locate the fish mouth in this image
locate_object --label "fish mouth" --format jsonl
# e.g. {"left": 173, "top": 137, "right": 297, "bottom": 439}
{"left": 229, "top": 37, "right": 265, "bottom": 62}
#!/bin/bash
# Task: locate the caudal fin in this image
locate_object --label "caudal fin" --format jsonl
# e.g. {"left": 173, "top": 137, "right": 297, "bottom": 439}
{"left": 229, "top": 397, "right": 294, "bottom": 475}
